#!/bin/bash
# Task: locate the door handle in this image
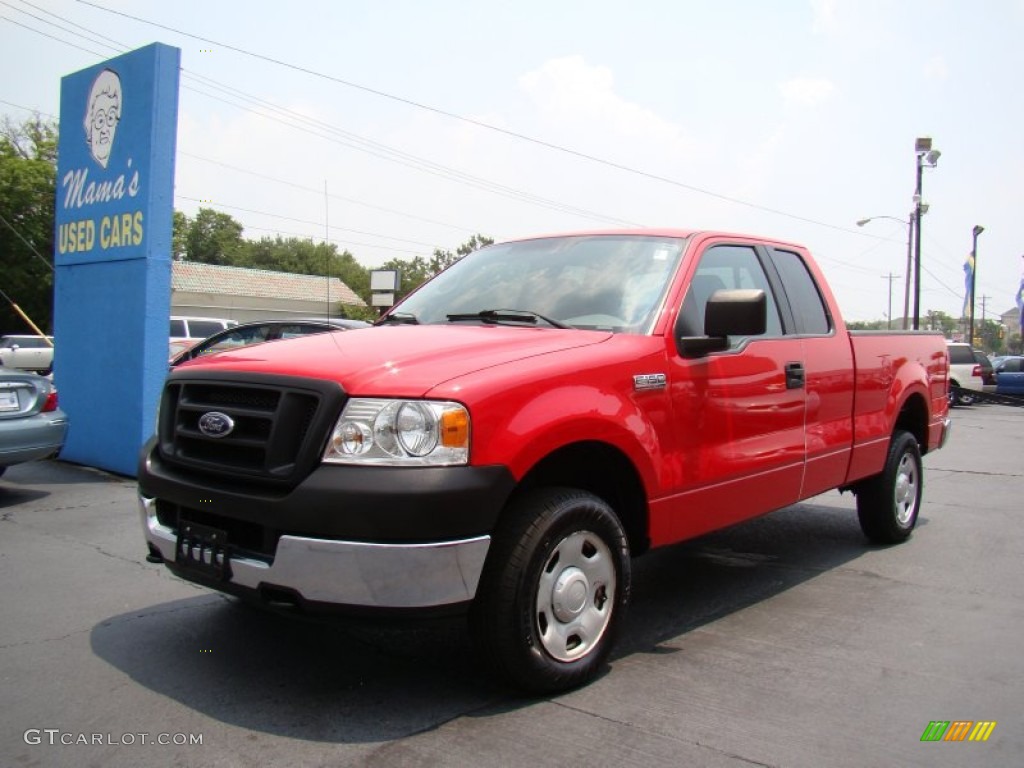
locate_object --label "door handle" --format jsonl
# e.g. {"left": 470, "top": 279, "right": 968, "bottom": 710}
{"left": 785, "top": 362, "right": 805, "bottom": 390}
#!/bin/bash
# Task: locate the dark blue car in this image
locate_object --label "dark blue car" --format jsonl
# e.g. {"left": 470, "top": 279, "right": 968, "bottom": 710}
{"left": 994, "top": 356, "right": 1024, "bottom": 395}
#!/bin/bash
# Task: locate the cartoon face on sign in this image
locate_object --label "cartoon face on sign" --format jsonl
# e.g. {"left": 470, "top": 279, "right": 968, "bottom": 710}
{"left": 83, "top": 69, "right": 122, "bottom": 168}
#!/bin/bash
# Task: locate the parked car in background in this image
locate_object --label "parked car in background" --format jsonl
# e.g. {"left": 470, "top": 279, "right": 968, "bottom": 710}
{"left": 170, "top": 317, "right": 371, "bottom": 366}
{"left": 0, "top": 367, "right": 67, "bottom": 477}
{"left": 993, "top": 355, "right": 1024, "bottom": 395}
{"left": 169, "top": 316, "right": 237, "bottom": 358}
{"left": 0, "top": 335, "right": 54, "bottom": 375}
{"left": 946, "top": 342, "right": 994, "bottom": 405}
{"left": 973, "top": 348, "right": 995, "bottom": 389}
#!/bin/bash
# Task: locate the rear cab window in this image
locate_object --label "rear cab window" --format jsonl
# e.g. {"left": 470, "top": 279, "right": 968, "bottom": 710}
{"left": 770, "top": 249, "right": 832, "bottom": 335}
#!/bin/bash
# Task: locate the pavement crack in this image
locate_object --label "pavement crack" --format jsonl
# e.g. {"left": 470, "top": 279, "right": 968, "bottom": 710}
{"left": 928, "top": 467, "right": 1024, "bottom": 478}
{"left": 0, "top": 626, "right": 91, "bottom": 650}
{"left": 0, "top": 512, "right": 152, "bottom": 570}
{"left": 550, "top": 700, "right": 778, "bottom": 767}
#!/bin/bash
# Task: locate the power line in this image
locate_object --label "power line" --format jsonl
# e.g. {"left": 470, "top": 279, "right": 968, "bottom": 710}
{"left": 0, "top": 211, "right": 55, "bottom": 272}
{"left": 9, "top": 3, "right": 641, "bottom": 227}
{"left": 180, "top": 152, "right": 477, "bottom": 234}
{"left": 179, "top": 79, "right": 639, "bottom": 225}
{"left": 0, "top": 11, "right": 107, "bottom": 57}
{"left": 176, "top": 196, "right": 444, "bottom": 249}
{"left": 5, "top": 0, "right": 121, "bottom": 53}
{"left": 75, "top": 0, "right": 875, "bottom": 237}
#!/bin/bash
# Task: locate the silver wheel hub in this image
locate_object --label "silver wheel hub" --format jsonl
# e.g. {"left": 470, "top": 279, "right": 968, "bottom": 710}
{"left": 894, "top": 454, "right": 918, "bottom": 525}
{"left": 535, "top": 531, "right": 615, "bottom": 662}
{"left": 552, "top": 567, "right": 589, "bottom": 622}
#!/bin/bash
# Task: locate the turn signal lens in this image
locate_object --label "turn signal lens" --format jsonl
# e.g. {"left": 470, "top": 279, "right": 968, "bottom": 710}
{"left": 440, "top": 407, "right": 469, "bottom": 448}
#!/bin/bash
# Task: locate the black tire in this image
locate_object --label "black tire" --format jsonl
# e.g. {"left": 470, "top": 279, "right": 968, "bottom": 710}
{"left": 856, "top": 430, "right": 922, "bottom": 544}
{"left": 948, "top": 380, "right": 975, "bottom": 407}
{"left": 470, "top": 487, "right": 630, "bottom": 694}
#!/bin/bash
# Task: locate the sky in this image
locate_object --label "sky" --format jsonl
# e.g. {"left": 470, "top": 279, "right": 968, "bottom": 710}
{"left": 2, "top": 0, "right": 1023, "bottom": 323}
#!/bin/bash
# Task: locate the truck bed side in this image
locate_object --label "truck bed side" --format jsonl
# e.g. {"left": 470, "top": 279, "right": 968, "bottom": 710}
{"left": 845, "top": 330, "right": 948, "bottom": 485}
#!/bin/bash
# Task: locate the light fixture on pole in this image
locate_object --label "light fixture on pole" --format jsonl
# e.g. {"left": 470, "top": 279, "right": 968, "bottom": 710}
{"left": 968, "top": 225, "right": 984, "bottom": 345}
{"left": 857, "top": 214, "right": 918, "bottom": 329}
{"left": 912, "top": 137, "right": 941, "bottom": 330}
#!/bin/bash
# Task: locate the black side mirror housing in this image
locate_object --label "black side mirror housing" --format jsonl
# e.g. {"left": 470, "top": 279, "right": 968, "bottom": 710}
{"left": 678, "top": 289, "right": 767, "bottom": 358}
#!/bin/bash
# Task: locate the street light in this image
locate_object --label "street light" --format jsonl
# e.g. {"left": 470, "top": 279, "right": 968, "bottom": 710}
{"left": 857, "top": 214, "right": 919, "bottom": 329}
{"left": 912, "top": 137, "right": 941, "bottom": 330}
{"left": 969, "top": 224, "right": 985, "bottom": 345}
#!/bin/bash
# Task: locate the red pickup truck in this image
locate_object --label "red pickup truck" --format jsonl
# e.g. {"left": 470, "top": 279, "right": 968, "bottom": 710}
{"left": 139, "top": 229, "right": 950, "bottom": 692}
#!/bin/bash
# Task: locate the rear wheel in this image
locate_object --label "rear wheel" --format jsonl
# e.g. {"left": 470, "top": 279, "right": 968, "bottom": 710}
{"left": 948, "top": 380, "right": 975, "bottom": 406}
{"left": 856, "top": 430, "right": 922, "bottom": 544}
{"left": 470, "top": 487, "right": 630, "bottom": 693}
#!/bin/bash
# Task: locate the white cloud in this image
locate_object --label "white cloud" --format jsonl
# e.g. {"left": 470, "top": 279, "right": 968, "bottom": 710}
{"left": 517, "top": 55, "right": 698, "bottom": 162}
{"left": 779, "top": 77, "right": 836, "bottom": 107}
{"left": 923, "top": 55, "right": 948, "bottom": 81}
{"left": 811, "top": 0, "right": 840, "bottom": 35}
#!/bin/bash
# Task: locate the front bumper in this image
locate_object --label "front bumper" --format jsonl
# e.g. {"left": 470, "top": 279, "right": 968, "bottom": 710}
{"left": 140, "top": 494, "right": 491, "bottom": 610}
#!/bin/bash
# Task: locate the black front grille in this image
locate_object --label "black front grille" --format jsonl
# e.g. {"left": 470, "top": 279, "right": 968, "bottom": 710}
{"left": 158, "top": 372, "right": 345, "bottom": 486}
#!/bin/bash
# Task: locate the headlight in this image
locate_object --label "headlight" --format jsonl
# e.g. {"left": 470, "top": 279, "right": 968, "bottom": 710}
{"left": 323, "top": 398, "right": 470, "bottom": 466}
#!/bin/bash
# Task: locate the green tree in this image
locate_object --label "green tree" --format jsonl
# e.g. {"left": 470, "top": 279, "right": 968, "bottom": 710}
{"left": 171, "top": 210, "right": 189, "bottom": 260}
{"left": 383, "top": 234, "right": 494, "bottom": 302}
{"left": 846, "top": 319, "right": 889, "bottom": 330}
{"left": 428, "top": 233, "right": 493, "bottom": 273}
{"left": 182, "top": 207, "right": 245, "bottom": 265}
{"left": 0, "top": 115, "right": 58, "bottom": 333}
{"left": 975, "top": 318, "right": 1005, "bottom": 355}
{"left": 379, "top": 255, "right": 431, "bottom": 302}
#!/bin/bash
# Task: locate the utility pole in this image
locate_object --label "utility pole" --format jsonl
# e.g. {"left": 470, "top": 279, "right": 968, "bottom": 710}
{"left": 881, "top": 273, "right": 896, "bottom": 329}
{"left": 980, "top": 295, "right": 990, "bottom": 322}
{"left": 968, "top": 225, "right": 985, "bottom": 345}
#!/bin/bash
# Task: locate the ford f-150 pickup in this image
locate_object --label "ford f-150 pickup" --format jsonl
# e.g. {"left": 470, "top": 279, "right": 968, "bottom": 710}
{"left": 139, "top": 229, "right": 951, "bottom": 692}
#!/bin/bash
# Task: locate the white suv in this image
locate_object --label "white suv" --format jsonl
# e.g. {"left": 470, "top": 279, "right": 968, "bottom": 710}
{"left": 946, "top": 342, "right": 995, "bottom": 406}
{"left": 169, "top": 316, "right": 236, "bottom": 357}
{"left": 0, "top": 335, "right": 54, "bottom": 375}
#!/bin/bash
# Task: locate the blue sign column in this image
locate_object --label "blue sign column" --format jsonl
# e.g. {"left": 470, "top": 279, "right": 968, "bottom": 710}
{"left": 53, "top": 43, "right": 180, "bottom": 476}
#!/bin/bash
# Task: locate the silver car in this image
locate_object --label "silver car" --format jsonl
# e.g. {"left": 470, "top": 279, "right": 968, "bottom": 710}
{"left": 0, "top": 367, "right": 68, "bottom": 477}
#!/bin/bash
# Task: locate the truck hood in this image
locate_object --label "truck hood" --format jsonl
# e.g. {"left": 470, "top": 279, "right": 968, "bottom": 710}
{"left": 178, "top": 325, "right": 613, "bottom": 397}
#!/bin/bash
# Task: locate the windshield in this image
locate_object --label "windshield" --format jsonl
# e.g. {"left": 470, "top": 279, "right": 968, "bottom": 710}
{"left": 393, "top": 234, "right": 686, "bottom": 333}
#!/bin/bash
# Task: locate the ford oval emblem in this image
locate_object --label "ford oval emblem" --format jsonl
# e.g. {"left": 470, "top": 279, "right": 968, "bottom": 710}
{"left": 198, "top": 411, "right": 235, "bottom": 439}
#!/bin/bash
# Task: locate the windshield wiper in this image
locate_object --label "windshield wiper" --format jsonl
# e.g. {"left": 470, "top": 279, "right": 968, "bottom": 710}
{"left": 446, "top": 309, "right": 571, "bottom": 329}
{"left": 378, "top": 311, "right": 419, "bottom": 325}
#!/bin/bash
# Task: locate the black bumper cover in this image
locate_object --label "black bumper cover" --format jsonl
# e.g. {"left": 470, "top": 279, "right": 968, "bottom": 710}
{"left": 138, "top": 436, "right": 516, "bottom": 544}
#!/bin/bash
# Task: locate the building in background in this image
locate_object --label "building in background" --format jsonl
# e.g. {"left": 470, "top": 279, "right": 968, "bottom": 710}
{"left": 172, "top": 262, "right": 365, "bottom": 322}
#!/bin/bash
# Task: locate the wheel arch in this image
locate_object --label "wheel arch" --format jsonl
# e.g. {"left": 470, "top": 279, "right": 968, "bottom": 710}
{"left": 894, "top": 391, "right": 929, "bottom": 451}
{"left": 509, "top": 440, "right": 650, "bottom": 556}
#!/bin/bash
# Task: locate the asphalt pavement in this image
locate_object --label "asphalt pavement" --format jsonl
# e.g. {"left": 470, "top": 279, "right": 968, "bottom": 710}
{"left": 1, "top": 404, "right": 1021, "bottom": 767}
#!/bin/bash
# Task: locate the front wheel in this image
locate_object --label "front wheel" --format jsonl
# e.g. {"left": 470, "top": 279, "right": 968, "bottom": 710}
{"left": 856, "top": 430, "right": 922, "bottom": 544}
{"left": 470, "top": 487, "right": 630, "bottom": 693}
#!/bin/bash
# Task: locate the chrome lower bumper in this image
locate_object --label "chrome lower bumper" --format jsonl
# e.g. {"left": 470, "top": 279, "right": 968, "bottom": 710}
{"left": 139, "top": 495, "right": 490, "bottom": 609}
{"left": 939, "top": 415, "right": 952, "bottom": 449}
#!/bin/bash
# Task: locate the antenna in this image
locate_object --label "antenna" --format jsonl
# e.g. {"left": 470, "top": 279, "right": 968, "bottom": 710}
{"left": 324, "top": 178, "right": 331, "bottom": 320}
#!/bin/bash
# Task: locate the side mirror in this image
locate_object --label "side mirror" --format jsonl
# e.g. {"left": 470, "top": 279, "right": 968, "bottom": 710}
{"left": 678, "top": 289, "right": 767, "bottom": 358}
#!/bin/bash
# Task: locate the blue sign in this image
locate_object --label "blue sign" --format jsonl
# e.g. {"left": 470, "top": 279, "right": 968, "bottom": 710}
{"left": 53, "top": 43, "right": 180, "bottom": 475}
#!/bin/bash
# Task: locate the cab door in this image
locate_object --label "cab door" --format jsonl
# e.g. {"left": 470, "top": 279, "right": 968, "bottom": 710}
{"left": 768, "top": 247, "right": 855, "bottom": 499}
{"left": 652, "top": 241, "right": 807, "bottom": 545}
